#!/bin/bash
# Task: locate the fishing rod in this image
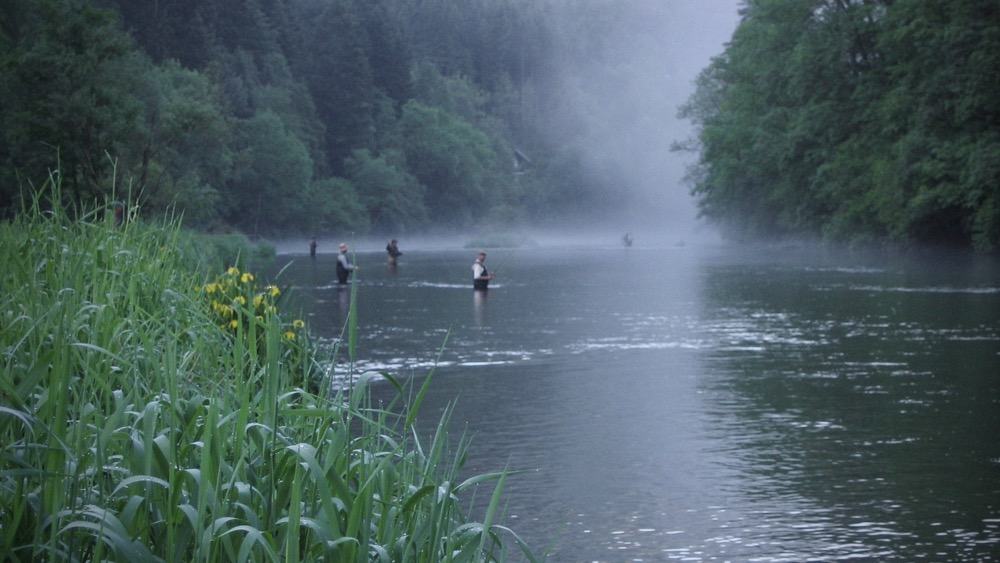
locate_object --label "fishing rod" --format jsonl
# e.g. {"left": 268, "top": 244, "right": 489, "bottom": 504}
{"left": 485, "top": 234, "right": 531, "bottom": 276}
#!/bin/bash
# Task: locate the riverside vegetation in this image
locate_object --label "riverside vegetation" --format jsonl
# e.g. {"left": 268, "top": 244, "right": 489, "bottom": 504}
{"left": 0, "top": 187, "right": 538, "bottom": 562}
{"left": 679, "top": 0, "right": 1000, "bottom": 251}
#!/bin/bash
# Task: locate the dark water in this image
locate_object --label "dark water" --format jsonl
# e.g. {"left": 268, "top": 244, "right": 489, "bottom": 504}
{"left": 274, "top": 241, "right": 1000, "bottom": 562}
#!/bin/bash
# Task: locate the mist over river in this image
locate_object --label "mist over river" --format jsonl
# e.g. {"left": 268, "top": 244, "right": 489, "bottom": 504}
{"left": 272, "top": 239, "right": 1000, "bottom": 561}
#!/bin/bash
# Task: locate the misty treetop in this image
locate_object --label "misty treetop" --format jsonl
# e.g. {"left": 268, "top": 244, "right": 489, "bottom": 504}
{"left": 0, "top": 0, "right": 629, "bottom": 235}
{"left": 680, "top": 0, "right": 1000, "bottom": 252}
{"left": 12, "top": 0, "right": 994, "bottom": 250}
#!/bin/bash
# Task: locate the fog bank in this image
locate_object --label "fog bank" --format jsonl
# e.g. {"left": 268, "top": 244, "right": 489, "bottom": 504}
{"left": 542, "top": 0, "right": 740, "bottom": 242}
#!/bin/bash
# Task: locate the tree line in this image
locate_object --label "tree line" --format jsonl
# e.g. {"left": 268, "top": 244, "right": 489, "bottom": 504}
{"left": 680, "top": 0, "right": 1000, "bottom": 252}
{"left": 0, "top": 0, "right": 620, "bottom": 236}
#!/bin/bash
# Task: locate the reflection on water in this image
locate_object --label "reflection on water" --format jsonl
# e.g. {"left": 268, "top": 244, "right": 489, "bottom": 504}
{"left": 694, "top": 248, "right": 1000, "bottom": 561}
{"left": 271, "top": 244, "right": 1000, "bottom": 561}
{"left": 473, "top": 289, "right": 488, "bottom": 328}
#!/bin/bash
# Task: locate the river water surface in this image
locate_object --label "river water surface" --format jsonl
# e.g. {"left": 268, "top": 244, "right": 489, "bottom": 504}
{"left": 274, "top": 239, "right": 999, "bottom": 562}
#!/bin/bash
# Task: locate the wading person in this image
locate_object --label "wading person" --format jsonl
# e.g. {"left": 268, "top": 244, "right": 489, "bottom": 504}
{"left": 386, "top": 239, "right": 402, "bottom": 265}
{"left": 336, "top": 243, "right": 358, "bottom": 284}
{"left": 309, "top": 237, "right": 317, "bottom": 258}
{"left": 111, "top": 201, "right": 125, "bottom": 227}
{"left": 472, "top": 251, "right": 493, "bottom": 290}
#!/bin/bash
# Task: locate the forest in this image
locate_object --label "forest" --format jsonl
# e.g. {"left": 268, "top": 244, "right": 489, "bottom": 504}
{"left": 680, "top": 0, "right": 1000, "bottom": 252}
{"left": 0, "top": 0, "right": 633, "bottom": 236}
{"left": 2, "top": 0, "right": 997, "bottom": 250}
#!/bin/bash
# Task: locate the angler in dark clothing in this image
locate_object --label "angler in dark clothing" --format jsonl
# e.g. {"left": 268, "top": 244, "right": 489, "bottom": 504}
{"left": 336, "top": 243, "right": 358, "bottom": 284}
{"left": 472, "top": 251, "right": 493, "bottom": 290}
{"left": 386, "top": 239, "right": 402, "bottom": 265}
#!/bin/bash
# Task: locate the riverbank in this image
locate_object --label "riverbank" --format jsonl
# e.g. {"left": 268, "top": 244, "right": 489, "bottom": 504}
{"left": 0, "top": 188, "right": 536, "bottom": 562}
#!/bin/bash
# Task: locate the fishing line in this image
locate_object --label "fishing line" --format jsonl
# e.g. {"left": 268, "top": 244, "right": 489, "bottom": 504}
{"left": 487, "top": 234, "right": 531, "bottom": 276}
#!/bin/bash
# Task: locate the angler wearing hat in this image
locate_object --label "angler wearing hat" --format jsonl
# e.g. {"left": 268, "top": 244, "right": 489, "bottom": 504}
{"left": 336, "top": 243, "right": 358, "bottom": 284}
{"left": 472, "top": 251, "right": 493, "bottom": 290}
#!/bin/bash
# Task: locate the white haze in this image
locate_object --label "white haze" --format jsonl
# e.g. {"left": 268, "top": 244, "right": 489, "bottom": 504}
{"left": 541, "top": 0, "right": 741, "bottom": 246}
{"left": 276, "top": 2, "right": 741, "bottom": 254}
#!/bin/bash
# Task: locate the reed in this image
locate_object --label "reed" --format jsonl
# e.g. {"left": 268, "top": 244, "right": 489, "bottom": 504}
{"left": 0, "top": 181, "right": 539, "bottom": 562}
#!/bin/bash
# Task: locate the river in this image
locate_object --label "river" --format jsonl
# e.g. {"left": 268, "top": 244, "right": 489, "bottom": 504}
{"left": 272, "top": 238, "right": 1000, "bottom": 562}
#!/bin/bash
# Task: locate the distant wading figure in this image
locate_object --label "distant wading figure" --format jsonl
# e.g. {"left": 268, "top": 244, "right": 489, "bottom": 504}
{"left": 309, "top": 237, "right": 317, "bottom": 258}
{"left": 386, "top": 239, "right": 402, "bottom": 265}
{"left": 111, "top": 201, "right": 125, "bottom": 227}
{"left": 336, "top": 243, "right": 358, "bottom": 284}
{"left": 623, "top": 232, "right": 634, "bottom": 247}
{"left": 472, "top": 251, "right": 493, "bottom": 290}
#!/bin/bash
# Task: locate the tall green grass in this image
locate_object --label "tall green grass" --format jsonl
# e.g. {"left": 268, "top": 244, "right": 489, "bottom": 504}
{"left": 0, "top": 184, "right": 539, "bottom": 562}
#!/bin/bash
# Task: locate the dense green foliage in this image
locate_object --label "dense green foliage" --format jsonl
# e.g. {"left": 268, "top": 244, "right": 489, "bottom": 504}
{"left": 0, "top": 186, "right": 537, "bottom": 561}
{"left": 0, "top": 0, "right": 626, "bottom": 236}
{"left": 680, "top": 0, "right": 1000, "bottom": 251}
